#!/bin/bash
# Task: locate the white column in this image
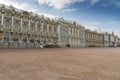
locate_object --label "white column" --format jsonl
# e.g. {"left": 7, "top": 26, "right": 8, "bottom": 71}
{"left": 20, "top": 18, "right": 22, "bottom": 30}
{"left": 28, "top": 20, "right": 30, "bottom": 31}
{"left": 74, "top": 28, "right": 76, "bottom": 46}
{"left": 1, "top": 13, "right": 4, "bottom": 25}
{"left": 12, "top": 16, "right": 14, "bottom": 29}
{"left": 69, "top": 27, "right": 71, "bottom": 45}
{"left": 35, "top": 22, "right": 37, "bottom": 32}
{"left": 76, "top": 29, "right": 77, "bottom": 37}
{"left": 52, "top": 25, "right": 54, "bottom": 33}
{"left": 57, "top": 25, "right": 61, "bottom": 45}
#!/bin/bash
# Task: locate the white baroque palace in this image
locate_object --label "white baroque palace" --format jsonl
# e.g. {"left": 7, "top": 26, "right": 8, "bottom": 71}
{"left": 0, "top": 4, "right": 119, "bottom": 48}
{"left": 0, "top": 4, "right": 85, "bottom": 48}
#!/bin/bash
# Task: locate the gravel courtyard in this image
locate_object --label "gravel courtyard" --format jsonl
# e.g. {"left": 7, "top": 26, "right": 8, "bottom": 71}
{"left": 0, "top": 48, "right": 120, "bottom": 80}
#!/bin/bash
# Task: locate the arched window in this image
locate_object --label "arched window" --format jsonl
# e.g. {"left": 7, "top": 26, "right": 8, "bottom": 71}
{"left": 23, "top": 23, "right": 28, "bottom": 30}
{"left": 30, "top": 23, "right": 35, "bottom": 31}
{"left": 5, "top": 20, "right": 10, "bottom": 28}
{"left": 22, "top": 34, "right": 27, "bottom": 42}
{"left": 76, "top": 29, "right": 77, "bottom": 36}
{"left": 13, "top": 33, "right": 19, "bottom": 42}
{"left": 37, "top": 35, "right": 40, "bottom": 43}
{"left": 74, "top": 29, "right": 76, "bottom": 35}
{"left": 72, "top": 28, "right": 74, "bottom": 35}
{"left": 37, "top": 24, "right": 41, "bottom": 32}
{"left": 43, "top": 36, "right": 46, "bottom": 44}
{"left": 48, "top": 37, "right": 51, "bottom": 43}
{"left": 54, "top": 26, "right": 57, "bottom": 34}
{"left": 30, "top": 34, "right": 34, "bottom": 43}
{"left": 49, "top": 25, "right": 52, "bottom": 33}
{"left": 5, "top": 13, "right": 11, "bottom": 18}
{"left": 14, "top": 22, "right": 19, "bottom": 30}
{"left": 4, "top": 32, "right": 9, "bottom": 42}
{"left": 70, "top": 28, "right": 72, "bottom": 35}
{"left": 43, "top": 23, "right": 47, "bottom": 32}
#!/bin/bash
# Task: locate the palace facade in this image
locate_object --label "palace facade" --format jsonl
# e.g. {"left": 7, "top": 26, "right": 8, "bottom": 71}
{"left": 58, "top": 18, "right": 85, "bottom": 47}
{"left": 85, "top": 29, "right": 104, "bottom": 47}
{"left": 0, "top": 4, "right": 119, "bottom": 48}
{"left": 0, "top": 4, "right": 85, "bottom": 48}
{"left": 0, "top": 4, "right": 60, "bottom": 48}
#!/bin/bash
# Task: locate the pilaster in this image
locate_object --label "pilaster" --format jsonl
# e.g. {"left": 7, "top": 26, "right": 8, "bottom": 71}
{"left": 52, "top": 25, "right": 54, "bottom": 34}
{"left": 28, "top": 20, "right": 30, "bottom": 31}
{"left": 12, "top": 16, "right": 14, "bottom": 30}
{"left": 1, "top": 14, "right": 4, "bottom": 25}
{"left": 20, "top": 18, "right": 22, "bottom": 30}
{"left": 35, "top": 22, "right": 37, "bottom": 32}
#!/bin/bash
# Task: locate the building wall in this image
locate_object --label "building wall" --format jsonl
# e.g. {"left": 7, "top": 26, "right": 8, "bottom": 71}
{"left": 58, "top": 20, "right": 85, "bottom": 48}
{"left": 0, "top": 4, "right": 59, "bottom": 48}
{"left": 0, "top": 4, "right": 86, "bottom": 48}
{"left": 85, "top": 30, "right": 104, "bottom": 47}
{"left": 109, "top": 34, "right": 115, "bottom": 46}
{"left": 103, "top": 33, "right": 109, "bottom": 47}
{"left": 114, "top": 36, "right": 119, "bottom": 46}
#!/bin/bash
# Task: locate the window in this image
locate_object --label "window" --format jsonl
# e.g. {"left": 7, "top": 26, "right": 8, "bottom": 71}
{"left": 5, "top": 13, "right": 11, "bottom": 18}
{"left": 48, "top": 38, "right": 51, "bottom": 43}
{"left": 22, "top": 34, "right": 27, "bottom": 42}
{"left": 37, "top": 24, "right": 41, "bottom": 32}
{"left": 23, "top": 23, "right": 28, "bottom": 30}
{"left": 30, "top": 23, "right": 35, "bottom": 31}
{"left": 5, "top": 20, "right": 11, "bottom": 28}
{"left": 37, "top": 35, "right": 40, "bottom": 43}
{"left": 4, "top": 32, "right": 9, "bottom": 42}
{"left": 14, "top": 22, "right": 19, "bottom": 30}
{"left": 49, "top": 25, "right": 52, "bottom": 33}
{"left": 54, "top": 26, "right": 57, "bottom": 33}
{"left": 30, "top": 35, "right": 34, "bottom": 43}
{"left": 13, "top": 33, "right": 19, "bottom": 42}
{"left": 43, "top": 23, "right": 47, "bottom": 32}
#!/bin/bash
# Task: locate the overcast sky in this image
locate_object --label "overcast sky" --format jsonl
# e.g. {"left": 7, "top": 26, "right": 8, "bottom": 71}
{"left": 0, "top": 0, "right": 120, "bottom": 36}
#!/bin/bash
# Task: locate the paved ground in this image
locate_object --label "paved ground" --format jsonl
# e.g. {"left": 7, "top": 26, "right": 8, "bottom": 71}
{"left": 0, "top": 48, "right": 120, "bottom": 80}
